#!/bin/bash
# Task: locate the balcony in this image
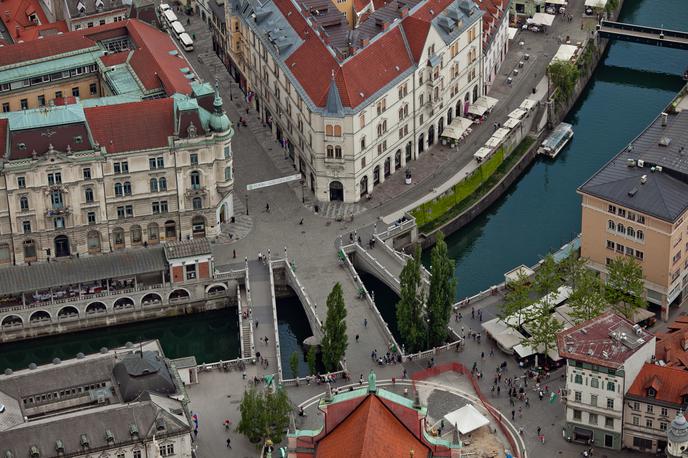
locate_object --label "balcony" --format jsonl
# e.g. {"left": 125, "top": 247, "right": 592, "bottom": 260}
{"left": 45, "top": 206, "right": 70, "bottom": 217}
{"left": 185, "top": 186, "right": 208, "bottom": 198}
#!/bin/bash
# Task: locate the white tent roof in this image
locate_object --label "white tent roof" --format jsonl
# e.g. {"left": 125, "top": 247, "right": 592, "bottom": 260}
{"left": 508, "top": 27, "right": 518, "bottom": 40}
{"left": 476, "top": 95, "right": 499, "bottom": 110}
{"left": 531, "top": 12, "right": 555, "bottom": 26}
{"left": 509, "top": 108, "right": 528, "bottom": 119}
{"left": 493, "top": 127, "right": 511, "bottom": 140}
{"left": 504, "top": 264, "right": 534, "bottom": 284}
{"left": 485, "top": 136, "right": 502, "bottom": 148}
{"left": 482, "top": 318, "right": 525, "bottom": 352}
{"left": 444, "top": 404, "right": 490, "bottom": 435}
{"left": 553, "top": 44, "right": 578, "bottom": 62}
{"left": 546, "top": 0, "right": 567, "bottom": 5}
{"left": 467, "top": 104, "right": 487, "bottom": 117}
{"left": 520, "top": 98, "right": 538, "bottom": 111}
{"left": 474, "top": 147, "right": 492, "bottom": 161}
{"left": 442, "top": 117, "right": 473, "bottom": 139}
{"left": 585, "top": 0, "right": 607, "bottom": 7}
{"left": 503, "top": 117, "right": 520, "bottom": 129}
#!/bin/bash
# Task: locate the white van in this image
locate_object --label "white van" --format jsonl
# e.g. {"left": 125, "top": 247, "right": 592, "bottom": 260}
{"left": 179, "top": 33, "right": 194, "bottom": 52}
{"left": 170, "top": 21, "right": 185, "bottom": 38}
{"left": 163, "top": 10, "right": 178, "bottom": 27}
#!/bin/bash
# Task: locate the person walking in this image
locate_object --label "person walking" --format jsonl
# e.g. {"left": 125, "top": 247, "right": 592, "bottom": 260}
{"left": 511, "top": 409, "right": 515, "bottom": 421}
{"left": 364, "top": 318, "right": 368, "bottom": 328}
{"left": 226, "top": 438, "right": 232, "bottom": 448}
{"left": 355, "top": 334, "right": 359, "bottom": 343}
{"left": 266, "top": 203, "right": 270, "bottom": 213}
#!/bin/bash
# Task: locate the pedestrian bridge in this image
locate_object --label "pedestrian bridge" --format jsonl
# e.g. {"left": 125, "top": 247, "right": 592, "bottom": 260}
{"left": 597, "top": 20, "right": 688, "bottom": 50}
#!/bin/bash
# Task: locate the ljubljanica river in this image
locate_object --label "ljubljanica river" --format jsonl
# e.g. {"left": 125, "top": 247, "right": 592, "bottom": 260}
{"left": 438, "top": 0, "right": 688, "bottom": 300}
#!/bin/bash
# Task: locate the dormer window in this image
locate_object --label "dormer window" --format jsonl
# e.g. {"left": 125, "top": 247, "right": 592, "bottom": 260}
{"left": 682, "top": 394, "right": 688, "bottom": 405}
{"left": 647, "top": 387, "right": 656, "bottom": 398}
{"left": 95, "top": 0, "right": 104, "bottom": 8}
{"left": 77, "top": 1, "right": 86, "bottom": 13}
{"left": 18, "top": 143, "right": 27, "bottom": 150}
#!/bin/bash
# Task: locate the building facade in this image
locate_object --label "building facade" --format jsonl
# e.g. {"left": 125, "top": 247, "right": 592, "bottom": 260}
{"left": 227, "top": 0, "right": 484, "bottom": 203}
{"left": 578, "top": 105, "right": 688, "bottom": 320}
{"left": 557, "top": 312, "right": 656, "bottom": 450}
{"left": 478, "top": 0, "right": 510, "bottom": 95}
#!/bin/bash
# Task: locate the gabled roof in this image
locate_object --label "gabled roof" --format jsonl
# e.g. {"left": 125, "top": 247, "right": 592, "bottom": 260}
{"left": 0, "top": 0, "right": 68, "bottom": 43}
{"left": 315, "top": 395, "right": 429, "bottom": 457}
{"left": 627, "top": 363, "right": 688, "bottom": 406}
{"left": 0, "top": 31, "right": 96, "bottom": 67}
{"left": 84, "top": 98, "right": 175, "bottom": 153}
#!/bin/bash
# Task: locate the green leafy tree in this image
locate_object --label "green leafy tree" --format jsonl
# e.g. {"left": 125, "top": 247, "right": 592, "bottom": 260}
{"left": 560, "top": 253, "right": 587, "bottom": 290}
{"left": 289, "top": 351, "right": 300, "bottom": 379}
{"left": 501, "top": 272, "right": 532, "bottom": 330}
{"left": 534, "top": 254, "right": 561, "bottom": 299}
{"left": 524, "top": 303, "right": 564, "bottom": 367}
{"left": 568, "top": 269, "right": 607, "bottom": 323}
{"left": 427, "top": 231, "right": 457, "bottom": 347}
{"left": 321, "top": 283, "right": 348, "bottom": 371}
{"left": 307, "top": 345, "right": 317, "bottom": 375}
{"left": 396, "top": 246, "right": 426, "bottom": 352}
{"left": 548, "top": 60, "right": 580, "bottom": 103}
{"left": 606, "top": 256, "right": 646, "bottom": 320}
{"left": 237, "top": 387, "right": 293, "bottom": 444}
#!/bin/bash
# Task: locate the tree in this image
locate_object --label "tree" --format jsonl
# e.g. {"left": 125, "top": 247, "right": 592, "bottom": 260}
{"left": 548, "top": 60, "right": 580, "bottom": 103}
{"left": 237, "top": 386, "right": 292, "bottom": 444}
{"left": 307, "top": 345, "right": 317, "bottom": 375}
{"left": 524, "top": 303, "right": 564, "bottom": 367}
{"left": 534, "top": 254, "right": 560, "bottom": 299}
{"left": 321, "top": 283, "right": 348, "bottom": 372}
{"left": 500, "top": 272, "right": 532, "bottom": 330}
{"left": 568, "top": 269, "right": 607, "bottom": 324}
{"left": 396, "top": 246, "right": 426, "bottom": 352}
{"left": 606, "top": 256, "right": 646, "bottom": 320}
{"left": 289, "top": 351, "right": 300, "bottom": 379}
{"left": 560, "top": 253, "right": 587, "bottom": 290}
{"left": 427, "top": 231, "right": 457, "bottom": 347}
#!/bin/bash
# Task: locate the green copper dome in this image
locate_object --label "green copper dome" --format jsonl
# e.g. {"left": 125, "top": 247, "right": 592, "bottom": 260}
{"left": 209, "top": 84, "right": 231, "bottom": 133}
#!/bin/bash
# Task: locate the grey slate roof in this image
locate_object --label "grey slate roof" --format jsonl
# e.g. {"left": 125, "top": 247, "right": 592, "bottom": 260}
{"left": 325, "top": 78, "right": 344, "bottom": 116}
{"left": 579, "top": 109, "right": 688, "bottom": 222}
{"left": 113, "top": 351, "right": 176, "bottom": 402}
{"left": 164, "top": 238, "right": 212, "bottom": 259}
{"left": 0, "top": 247, "right": 167, "bottom": 296}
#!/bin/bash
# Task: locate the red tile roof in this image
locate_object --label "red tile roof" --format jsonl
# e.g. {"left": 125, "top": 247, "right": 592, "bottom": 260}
{"left": 627, "top": 364, "right": 688, "bottom": 406}
{"left": 556, "top": 311, "right": 655, "bottom": 369}
{"left": 100, "top": 51, "right": 130, "bottom": 67}
{"left": 0, "top": 0, "right": 53, "bottom": 42}
{"left": 401, "top": 16, "right": 431, "bottom": 62}
{"left": 0, "top": 31, "right": 96, "bottom": 67}
{"left": 84, "top": 98, "right": 175, "bottom": 153}
{"left": 655, "top": 316, "right": 688, "bottom": 370}
{"left": 315, "top": 395, "right": 429, "bottom": 457}
{"left": 478, "top": 0, "right": 507, "bottom": 49}
{"left": 9, "top": 123, "right": 93, "bottom": 159}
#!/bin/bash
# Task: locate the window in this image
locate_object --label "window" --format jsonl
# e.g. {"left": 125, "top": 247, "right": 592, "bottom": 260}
{"left": 90, "top": 83, "right": 97, "bottom": 95}
{"left": 84, "top": 187, "right": 94, "bottom": 203}
{"left": 632, "top": 416, "right": 639, "bottom": 426}
{"left": 605, "top": 417, "right": 614, "bottom": 428}
{"left": 83, "top": 168, "right": 91, "bottom": 180}
{"left": 134, "top": 451, "right": 142, "bottom": 458}
{"left": 224, "top": 167, "right": 232, "bottom": 181}
{"left": 131, "top": 225, "right": 142, "bottom": 244}
{"left": 19, "top": 196, "right": 29, "bottom": 211}
{"left": 149, "top": 157, "right": 164, "bottom": 169}
{"left": 114, "top": 182, "right": 123, "bottom": 197}
{"left": 190, "top": 171, "right": 201, "bottom": 189}
{"left": 20, "top": 99, "right": 28, "bottom": 110}
{"left": 74, "top": 135, "right": 83, "bottom": 144}
{"left": 99, "top": 19, "right": 105, "bottom": 25}
{"left": 152, "top": 201, "right": 168, "bottom": 214}
{"left": 327, "top": 145, "right": 334, "bottom": 158}
{"left": 635, "top": 250, "right": 644, "bottom": 260}
{"left": 55, "top": 91, "right": 62, "bottom": 98}
{"left": 574, "top": 391, "right": 582, "bottom": 402}
{"left": 647, "top": 404, "right": 654, "bottom": 413}
{"left": 590, "top": 378, "right": 599, "bottom": 389}
{"left": 2, "top": 103, "right": 9, "bottom": 112}
{"left": 633, "top": 436, "right": 652, "bottom": 450}
{"left": 608, "top": 220, "right": 615, "bottom": 230}
{"left": 71, "top": 87, "right": 79, "bottom": 97}
{"left": 335, "top": 146, "right": 342, "bottom": 159}
{"left": 117, "top": 206, "right": 125, "bottom": 219}
{"left": 50, "top": 191, "right": 63, "bottom": 209}
{"left": 606, "top": 398, "right": 614, "bottom": 409}
{"left": 186, "top": 263, "right": 197, "bottom": 280}
{"left": 22, "top": 221, "right": 31, "bottom": 233}
{"left": 637, "top": 230, "right": 644, "bottom": 240}
{"left": 113, "top": 161, "right": 128, "bottom": 174}
{"left": 607, "top": 381, "right": 615, "bottom": 392}
{"left": 574, "top": 374, "right": 583, "bottom": 384}
{"left": 126, "top": 205, "right": 133, "bottom": 217}
{"left": 618, "top": 208, "right": 626, "bottom": 217}
{"left": 573, "top": 409, "right": 582, "bottom": 421}
{"left": 38, "top": 95, "right": 45, "bottom": 106}
{"left": 608, "top": 204, "right": 616, "bottom": 214}
{"left": 192, "top": 197, "right": 202, "bottom": 210}
{"left": 638, "top": 215, "right": 645, "bottom": 224}
{"left": 589, "top": 413, "right": 598, "bottom": 425}
{"left": 590, "top": 395, "right": 597, "bottom": 407}
{"left": 190, "top": 153, "right": 199, "bottom": 165}
{"left": 660, "top": 422, "right": 668, "bottom": 431}
{"left": 150, "top": 178, "right": 159, "bottom": 192}
{"left": 632, "top": 401, "right": 640, "bottom": 411}
{"left": 87, "top": 212, "right": 96, "bottom": 224}
{"left": 361, "top": 136, "right": 366, "bottom": 150}
{"left": 224, "top": 145, "right": 231, "bottom": 159}
{"left": 160, "top": 444, "right": 174, "bottom": 457}
{"left": 48, "top": 172, "right": 62, "bottom": 185}
{"left": 646, "top": 418, "right": 653, "bottom": 428}
{"left": 23, "top": 239, "right": 36, "bottom": 260}
{"left": 661, "top": 407, "right": 668, "bottom": 417}
{"left": 17, "top": 176, "right": 25, "bottom": 188}
{"left": 361, "top": 157, "right": 366, "bottom": 168}
{"left": 159, "top": 177, "right": 167, "bottom": 191}
{"left": 54, "top": 216, "right": 65, "bottom": 229}
{"left": 606, "top": 240, "right": 615, "bottom": 250}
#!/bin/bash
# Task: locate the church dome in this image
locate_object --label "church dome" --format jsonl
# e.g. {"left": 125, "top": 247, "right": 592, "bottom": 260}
{"left": 209, "top": 86, "right": 231, "bottom": 133}
{"left": 668, "top": 410, "right": 688, "bottom": 444}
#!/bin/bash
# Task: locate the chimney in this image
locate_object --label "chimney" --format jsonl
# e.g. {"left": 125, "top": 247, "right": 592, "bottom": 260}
{"left": 661, "top": 112, "right": 668, "bottom": 126}
{"left": 361, "top": 37, "right": 369, "bottom": 46}
{"left": 400, "top": 6, "right": 409, "bottom": 16}
{"left": 383, "top": 20, "right": 389, "bottom": 31}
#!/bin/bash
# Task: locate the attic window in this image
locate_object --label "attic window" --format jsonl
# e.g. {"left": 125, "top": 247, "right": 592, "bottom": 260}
{"left": 156, "top": 417, "right": 166, "bottom": 431}
{"left": 129, "top": 423, "right": 139, "bottom": 438}
{"left": 18, "top": 143, "right": 27, "bottom": 150}
{"left": 80, "top": 434, "right": 89, "bottom": 449}
{"left": 105, "top": 429, "right": 115, "bottom": 444}
{"left": 29, "top": 446, "right": 40, "bottom": 458}
{"left": 647, "top": 387, "right": 656, "bottom": 398}
{"left": 77, "top": 1, "right": 86, "bottom": 12}
{"left": 95, "top": 0, "right": 104, "bottom": 8}
{"left": 74, "top": 136, "right": 83, "bottom": 144}
{"left": 659, "top": 136, "right": 671, "bottom": 147}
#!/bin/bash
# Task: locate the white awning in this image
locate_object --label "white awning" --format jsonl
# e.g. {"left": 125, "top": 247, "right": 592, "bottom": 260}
{"left": 493, "top": 128, "right": 511, "bottom": 141}
{"left": 531, "top": 12, "right": 555, "bottom": 26}
{"left": 553, "top": 44, "right": 578, "bottom": 63}
{"left": 632, "top": 308, "right": 655, "bottom": 323}
{"left": 474, "top": 147, "right": 492, "bottom": 161}
{"left": 509, "top": 108, "right": 528, "bottom": 119}
{"left": 503, "top": 117, "right": 521, "bottom": 129}
{"left": 485, "top": 136, "right": 502, "bottom": 148}
{"left": 520, "top": 98, "right": 537, "bottom": 111}
{"left": 444, "top": 404, "right": 490, "bottom": 435}
{"left": 545, "top": 0, "right": 567, "bottom": 5}
{"left": 476, "top": 95, "right": 499, "bottom": 110}
{"left": 482, "top": 318, "right": 525, "bottom": 352}
{"left": 585, "top": 0, "right": 607, "bottom": 7}
{"left": 513, "top": 343, "right": 537, "bottom": 358}
{"left": 504, "top": 264, "right": 534, "bottom": 284}
{"left": 442, "top": 117, "right": 473, "bottom": 139}
{"left": 508, "top": 27, "right": 518, "bottom": 40}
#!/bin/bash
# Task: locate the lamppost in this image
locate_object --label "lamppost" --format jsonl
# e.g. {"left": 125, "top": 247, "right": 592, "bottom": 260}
{"left": 245, "top": 193, "right": 249, "bottom": 216}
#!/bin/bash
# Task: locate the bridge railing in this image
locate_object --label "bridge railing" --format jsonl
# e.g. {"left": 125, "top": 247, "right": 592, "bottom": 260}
{"left": 376, "top": 214, "right": 416, "bottom": 241}
{"left": 601, "top": 20, "right": 688, "bottom": 39}
{"left": 268, "top": 259, "right": 284, "bottom": 384}
{"left": 276, "top": 258, "right": 323, "bottom": 336}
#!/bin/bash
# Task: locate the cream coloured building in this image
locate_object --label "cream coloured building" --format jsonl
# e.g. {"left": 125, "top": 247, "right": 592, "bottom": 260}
{"left": 578, "top": 107, "right": 688, "bottom": 320}
{"left": 227, "top": 0, "right": 484, "bottom": 203}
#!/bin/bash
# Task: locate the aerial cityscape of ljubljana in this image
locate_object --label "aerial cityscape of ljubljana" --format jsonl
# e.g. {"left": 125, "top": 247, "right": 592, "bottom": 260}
{"left": 0, "top": 0, "right": 686, "bottom": 456}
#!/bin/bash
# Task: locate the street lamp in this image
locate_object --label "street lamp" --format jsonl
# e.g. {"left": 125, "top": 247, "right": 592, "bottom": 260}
{"left": 245, "top": 193, "right": 249, "bottom": 216}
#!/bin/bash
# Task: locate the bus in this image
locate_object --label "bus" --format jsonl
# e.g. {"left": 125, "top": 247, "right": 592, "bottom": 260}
{"left": 170, "top": 21, "right": 185, "bottom": 39}
{"left": 162, "top": 10, "right": 178, "bottom": 28}
{"left": 179, "top": 33, "right": 194, "bottom": 52}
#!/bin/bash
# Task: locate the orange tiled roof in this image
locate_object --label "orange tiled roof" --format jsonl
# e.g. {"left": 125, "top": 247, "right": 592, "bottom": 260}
{"left": 627, "top": 363, "right": 688, "bottom": 406}
{"left": 315, "top": 395, "right": 429, "bottom": 457}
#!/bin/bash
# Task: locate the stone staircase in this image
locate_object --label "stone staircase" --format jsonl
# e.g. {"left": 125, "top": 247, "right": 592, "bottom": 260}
{"left": 318, "top": 201, "right": 366, "bottom": 221}
{"left": 217, "top": 195, "right": 253, "bottom": 243}
{"left": 239, "top": 285, "right": 253, "bottom": 358}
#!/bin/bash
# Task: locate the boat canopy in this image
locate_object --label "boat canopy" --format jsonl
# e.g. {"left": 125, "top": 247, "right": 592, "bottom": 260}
{"left": 520, "top": 99, "right": 537, "bottom": 111}
{"left": 542, "top": 123, "right": 573, "bottom": 150}
{"left": 493, "top": 127, "right": 511, "bottom": 141}
{"left": 485, "top": 136, "right": 502, "bottom": 148}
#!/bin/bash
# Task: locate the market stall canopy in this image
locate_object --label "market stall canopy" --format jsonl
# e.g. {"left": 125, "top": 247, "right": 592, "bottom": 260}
{"left": 530, "top": 12, "right": 555, "bottom": 27}
{"left": 520, "top": 98, "right": 538, "bottom": 111}
{"left": 509, "top": 108, "right": 528, "bottom": 119}
{"left": 482, "top": 318, "right": 525, "bottom": 353}
{"left": 553, "top": 44, "right": 578, "bottom": 63}
{"left": 503, "top": 117, "right": 521, "bottom": 129}
{"left": 504, "top": 264, "right": 534, "bottom": 284}
{"left": 485, "top": 136, "right": 502, "bottom": 148}
{"left": 514, "top": 342, "right": 563, "bottom": 362}
{"left": 493, "top": 127, "right": 511, "bottom": 141}
{"left": 474, "top": 146, "right": 493, "bottom": 161}
{"left": 545, "top": 0, "right": 567, "bottom": 5}
{"left": 508, "top": 27, "right": 518, "bottom": 40}
{"left": 467, "top": 96, "right": 499, "bottom": 116}
{"left": 444, "top": 404, "right": 490, "bottom": 435}
{"left": 632, "top": 308, "right": 655, "bottom": 323}
{"left": 442, "top": 117, "right": 473, "bottom": 139}
{"left": 585, "top": 0, "right": 607, "bottom": 8}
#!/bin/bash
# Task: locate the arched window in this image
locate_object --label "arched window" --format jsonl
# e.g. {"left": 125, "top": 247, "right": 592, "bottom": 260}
{"left": 192, "top": 197, "right": 203, "bottom": 210}
{"left": 608, "top": 220, "right": 615, "bottom": 230}
{"left": 123, "top": 181, "right": 132, "bottom": 195}
{"left": 404, "top": 104, "right": 409, "bottom": 117}
{"left": 19, "top": 196, "right": 29, "bottom": 211}
{"left": 377, "top": 124, "right": 383, "bottom": 137}
{"left": 398, "top": 108, "right": 404, "bottom": 120}
{"left": 114, "top": 182, "right": 123, "bottom": 197}
{"left": 131, "top": 225, "right": 142, "bottom": 244}
{"left": 150, "top": 178, "right": 158, "bottom": 192}
{"left": 159, "top": 177, "right": 167, "bottom": 191}
{"left": 627, "top": 227, "right": 635, "bottom": 237}
{"left": 325, "top": 125, "right": 333, "bottom": 136}
{"left": 84, "top": 187, "right": 94, "bottom": 203}
{"left": 190, "top": 171, "right": 201, "bottom": 190}
{"left": 326, "top": 145, "right": 334, "bottom": 158}
{"left": 360, "top": 136, "right": 366, "bottom": 150}
{"left": 637, "top": 230, "right": 644, "bottom": 240}
{"left": 335, "top": 146, "right": 342, "bottom": 159}
{"left": 617, "top": 223, "right": 624, "bottom": 233}
{"left": 224, "top": 167, "right": 232, "bottom": 181}
{"left": 334, "top": 125, "right": 342, "bottom": 137}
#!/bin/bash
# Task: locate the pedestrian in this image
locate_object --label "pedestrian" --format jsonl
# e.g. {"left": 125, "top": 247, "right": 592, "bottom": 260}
{"left": 471, "top": 307, "right": 475, "bottom": 319}
{"left": 187, "top": 17, "right": 190, "bottom": 26}
{"left": 490, "top": 348, "right": 494, "bottom": 357}
{"left": 497, "top": 385, "right": 501, "bottom": 396}
{"left": 226, "top": 437, "right": 232, "bottom": 448}
{"left": 255, "top": 320, "right": 259, "bottom": 328}
{"left": 461, "top": 326, "right": 464, "bottom": 335}
{"left": 266, "top": 203, "right": 270, "bottom": 213}
{"left": 364, "top": 318, "right": 368, "bottom": 328}
{"left": 493, "top": 122, "right": 498, "bottom": 131}
{"left": 537, "top": 426, "right": 541, "bottom": 437}
{"left": 402, "top": 368, "right": 407, "bottom": 378}
{"left": 359, "top": 374, "right": 364, "bottom": 385}
{"left": 258, "top": 251, "right": 263, "bottom": 262}
{"left": 233, "top": 249, "right": 236, "bottom": 259}
{"left": 355, "top": 334, "right": 359, "bottom": 343}
{"left": 481, "top": 351, "right": 485, "bottom": 359}
{"left": 264, "top": 336, "right": 269, "bottom": 345}
{"left": 518, "top": 406, "right": 522, "bottom": 418}
{"left": 511, "top": 409, "right": 515, "bottom": 420}
{"left": 299, "top": 218, "right": 304, "bottom": 225}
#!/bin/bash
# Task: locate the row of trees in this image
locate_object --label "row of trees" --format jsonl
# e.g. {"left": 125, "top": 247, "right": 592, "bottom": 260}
{"left": 397, "top": 232, "right": 457, "bottom": 353}
{"left": 237, "top": 385, "right": 292, "bottom": 444}
{"left": 502, "top": 253, "right": 646, "bottom": 360}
